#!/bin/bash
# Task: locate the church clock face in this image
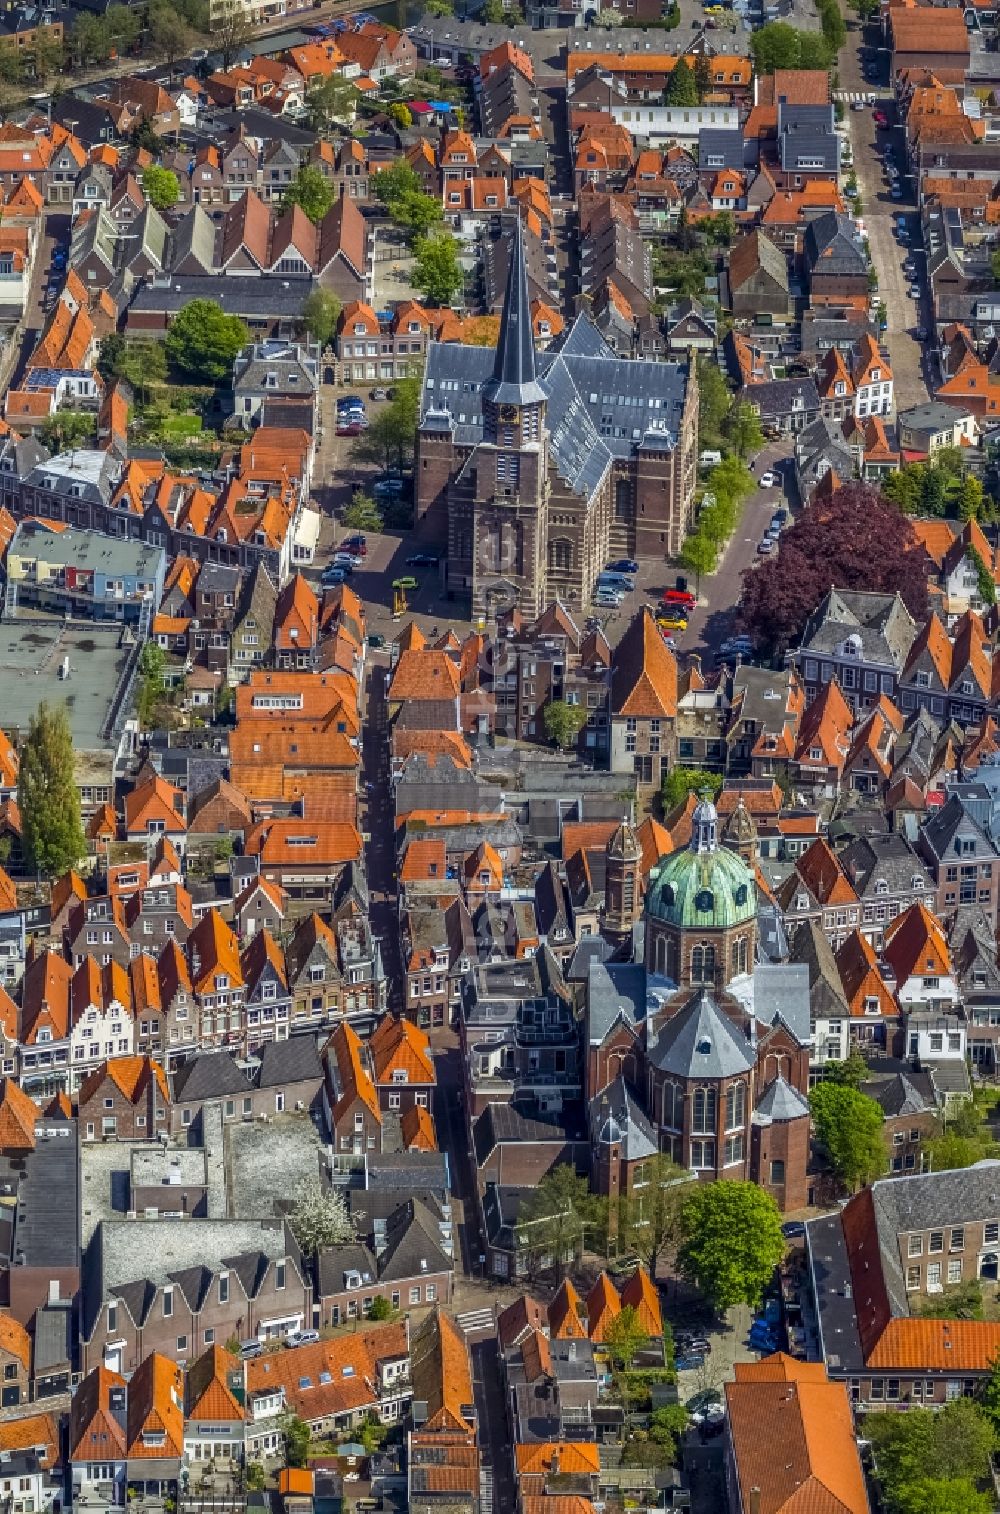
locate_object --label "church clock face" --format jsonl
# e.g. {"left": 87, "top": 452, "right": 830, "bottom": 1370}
{"left": 499, "top": 404, "right": 518, "bottom": 422}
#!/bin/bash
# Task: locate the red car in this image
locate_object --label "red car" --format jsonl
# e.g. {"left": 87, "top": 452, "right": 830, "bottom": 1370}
{"left": 342, "top": 536, "right": 368, "bottom": 556}
{"left": 873, "top": 108, "right": 888, "bottom": 127}
{"left": 336, "top": 421, "right": 364, "bottom": 437}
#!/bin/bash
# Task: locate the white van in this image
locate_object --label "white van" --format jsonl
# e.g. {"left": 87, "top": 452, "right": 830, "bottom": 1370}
{"left": 699, "top": 449, "right": 723, "bottom": 467}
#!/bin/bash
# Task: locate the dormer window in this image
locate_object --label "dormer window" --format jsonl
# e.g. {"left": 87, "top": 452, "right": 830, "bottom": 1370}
{"left": 353, "top": 322, "right": 365, "bottom": 335}
{"left": 872, "top": 368, "right": 881, "bottom": 382}
{"left": 215, "top": 974, "right": 229, "bottom": 991}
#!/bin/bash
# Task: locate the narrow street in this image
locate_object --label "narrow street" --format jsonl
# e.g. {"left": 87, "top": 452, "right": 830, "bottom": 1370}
{"left": 359, "top": 654, "right": 403, "bottom": 1014}
{"left": 681, "top": 439, "right": 795, "bottom": 659}
{"left": 471, "top": 1338, "right": 517, "bottom": 1514}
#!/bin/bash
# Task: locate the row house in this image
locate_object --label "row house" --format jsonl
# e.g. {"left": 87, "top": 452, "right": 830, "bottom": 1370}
{"left": 81, "top": 1218, "right": 311, "bottom": 1374}
{"left": 791, "top": 587, "right": 920, "bottom": 712}
{"left": 322, "top": 1014, "right": 438, "bottom": 1175}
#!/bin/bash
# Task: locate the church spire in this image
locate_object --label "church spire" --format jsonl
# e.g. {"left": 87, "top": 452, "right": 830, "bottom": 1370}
{"left": 484, "top": 215, "right": 546, "bottom": 408}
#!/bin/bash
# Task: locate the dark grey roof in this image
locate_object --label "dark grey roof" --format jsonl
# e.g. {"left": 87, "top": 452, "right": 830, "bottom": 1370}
{"left": 473, "top": 1103, "right": 583, "bottom": 1167}
{"left": 798, "top": 587, "right": 918, "bottom": 671}
{"left": 698, "top": 127, "right": 745, "bottom": 170}
{"left": 648, "top": 989, "right": 756, "bottom": 1079}
{"left": 588, "top": 1074, "right": 658, "bottom": 1160}
{"left": 365, "top": 1152, "right": 449, "bottom": 1194}
{"left": 747, "top": 377, "right": 819, "bottom": 422}
{"left": 422, "top": 313, "right": 689, "bottom": 504}
{"left": 0, "top": 1122, "right": 80, "bottom": 1272}
{"left": 789, "top": 919, "right": 849, "bottom": 1019}
{"left": 377, "top": 1197, "right": 453, "bottom": 1282}
{"left": 566, "top": 933, "right": 615, "bottom": 984}
{"left": 172, "top": 1050, "right": 252, "bottom": 1103}
{"left": 587, "top": 960, "right": 649, "bottom": 1044}
{"left": 752, "top": 1075, "right": 810, "bottom": 1124}
{"left": 33, "top": 1299, "right": 73, "bottom": 1373}
{"left": 861, "top": 1070, "right": 935, "bottom": 1118}
{"left": 920, "top": 792, "right": 997, "bottom": 863}
{"left": 751, "top": 963, "right": 811, "bottom": 1044}
{"left": 255, "top": 1035, "right": 322, "bottom": 1089}
{"left": 316, "top": 1241, "right": 378, "bottom": 1297}
{"left": 805, "top": 211, "right": 869, "bottom": 278}
{"left": 899, "top": 400, "right": 972, "bottom": 434}
{"left": 805, "top": 1210, "right": 866, "bottom": 1373}
{"left": 778, "top": 102, "right": 839, "bottom": 173}
{"left": 840, "top": 832, "right": 931, "bottom": 898}
{"left": 130, "top": 275, "right": 312, "bottom": 319}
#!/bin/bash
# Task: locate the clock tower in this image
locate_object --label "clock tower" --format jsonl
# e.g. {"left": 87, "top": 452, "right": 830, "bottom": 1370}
{"left": 471, "top": 217, "right": 549, "bottom": 621}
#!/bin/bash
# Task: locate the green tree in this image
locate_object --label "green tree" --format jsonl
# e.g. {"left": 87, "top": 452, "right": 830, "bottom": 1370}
{"left": 919, "top": 1279, "right": 984, "bottom": 1320}
{"left": 705, "top": 211, "right": 735, "bottom": 247}
{"left": 371, "top": 161, "right": 422, "bottom": 207}
{"left": 138, "top": 640, "right": 167, "bottom": 728}
{"left": 693, "top": 54, "right": 712, "bottom": 100}
{"left": 894, "top": 1480, "right": 992, "bottom": 1514}
{"left": 721, "top": 400, "right": 764, "bottom": 461}
{"left": 866, "top": 1399, "right": 995, "bottom": 1511}
{"left": 594, "top": 7, "right": 624, "bottom": 24}
{"left": 960, "top": 475, "right": 985, "bottom": 521}
{"left": 679, "top": 530, "right": 716, "bottom": 593}
{"left": 851, "top": 0, "right": 879, "bottom": 18}
{"left": 603, "top": 1305, "right": 649, "bottom": 1408}
{"left": 367, "top": 1295, "right": 394, "bottom": 1320}
{"left": 517, "top": 1165, "right": 605, "bottom": 1279}
{"left": 141, "top": 164, "right": 180, "bottom": 212}
{"left": 38, "top": 412, "right": 93, "bottom": 453}
{"left": 244, "top": 1465, "right": 265, "bottom": 1492}
{"left": 425, "top": 0, "right": 454, "bottom": 13}
{"left": 661, "top": 767, "right": 722, "bottom": 813}
{"left": 823, "top": 1046, "right": 869, "bottom": 1088}
{"left": 119, "top": 340, "right": 168, "bottom": 408}
{"left": 19, "top": 702, "right": 86, "bottom": 879}
{"left": 677, "top": 1181, "right": 785, "bottom": 1312}
{"left": 881, "top": 463, "right": 925, "bottom": 515}
{"left": 165, "top": 300, "right": 249, "bottom": 384}
{"left": 751, "top": 20, "right": 830, "bottom": 71}
{"left": 664, "top": 56, "right": 698, "bottom": 106}
{"left": 925, "top": 1125, "right": 995, "bottom": 1173}
{"left": 391, "top": 190, "right": 444, "bottom": 239}
{"left": 809, "top": 1082, "right": 885, "bottom": 1190}
{"left": 412, "top": 231, "right": 464, "bottom": 307}
{"left": 342, "top": 494, "right": 384, "bottom": 534}
{"left": 305, "top": 73, "right": 359, "bottom": 133}
{"left": 68, "top": 13, "right": 110, "bottom": 65}
{"left": 977, "top": 1352, "right": 1000, "bottom": 1434}
{"left": 288, "top": 1175, "right": 353, "bottom": 1257}
{"left": 970, "top": 543, "right": 997, "bottom": 607}
{"left": 543, "top": 699, "right": 588, "bottom": 751}
{"left": 148, "top": 2, "right": 193, "bottom": 65}
{"left": 619, "top": 1151, "right": 691, "bottom": 1276}
{"left": 300, "top": 287, "right": 341, "bottom": 349}
{"left": 388, "top": 101, "right": 413, "bottom": 129}
{"left": 282, "top": 1415, "right": 311, "bottom": 1468}
{"left": 282, "top": 165, "right": 334, "bottom": 225}
{"left": 697, "top": 356, "right": 731, "bottom": 450}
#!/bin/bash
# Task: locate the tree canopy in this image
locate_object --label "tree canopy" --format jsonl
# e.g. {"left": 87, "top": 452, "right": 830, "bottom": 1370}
{"left": 618, "top": 1152, "right": 692, "bottom": 1276}
{"left": 808, "top": 1082, "right": 886, "bottom": 1191}
{"left": 516, "top": 1165, "right": 605, "bottom": 1278}
{"left": 664, "top": 57, "right": 698, "bottom": 106}
{"left": 300, "top": 287, "right": 342, "bottom": 349}
{"left": 305, "top": 73, "right": 358, "bottom": 133}
{"left": 412, "top": 231, "right": 464, "bottom": 307}
{"left": 865, "top": 1399, "right": 996, "bottom": 1514}
{"left": 677, "top": 1181, "right": 784, "bottom": 1311}
{"left": 288, "top": 1176, "right": 353, "bottom": 1257}
{"left": 661, "top": 767, "right": 722, "bottom": 814}
{"left": 142, "top": 164, "right": 179, "bottom": 213}
{"left": 19, "top": 702, "right": 86, "bottom": 879}
{"left": 738, "top": 483, "right": 929, "bottom": 655}
{"left": 751, "top": 21, "right": 831, "bottom": 71}
{"left": 281, "top": 165, "right": 334, "bottom": 225}
{"left": 165, "top": 300, "right": 249, "bottom": 385}
{"left": 543, "top": 700, "right": 588, "bottom": 751}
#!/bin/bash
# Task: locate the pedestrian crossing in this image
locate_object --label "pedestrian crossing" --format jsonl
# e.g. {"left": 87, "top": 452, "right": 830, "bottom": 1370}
{"left": 457, "top": 1306, "right": 496, "bottom": 1336}
{"left": 480, "top": 1467, "right": 494, "bottom": 1514}
{"left": 833, "top": 89, "right": 891, "bottom": 104}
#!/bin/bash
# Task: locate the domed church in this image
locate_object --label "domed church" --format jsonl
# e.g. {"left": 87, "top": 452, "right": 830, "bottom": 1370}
{"left": 586, "top": 794, "right": 812, "bottom": 1211}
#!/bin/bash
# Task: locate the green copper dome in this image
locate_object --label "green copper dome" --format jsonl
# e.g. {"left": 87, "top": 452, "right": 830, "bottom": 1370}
{"left": 646, "top": 796, "right": 757, "bottom": 930}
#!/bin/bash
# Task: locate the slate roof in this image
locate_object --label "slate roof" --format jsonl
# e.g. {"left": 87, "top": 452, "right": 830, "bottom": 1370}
{"left": 256, "top": 1035, "right": 322, "bottom": 1089}
{"left": 752, "top": 1075, "right": 810, "bottom": 1124}
{"left": 799, "top": 588, "right": 918, "bottom": 670}
{"left": 422, "top": 312, "right": 689, "bottom": 505}
{"left": 377, "top": 1197, "right": 453, "bottom": 1282}
{"left": 648, "top": 989, "right": 756, "bottom": 1078}
{"left": 473, "top": 1104, "right": 582, "bottom": 1167}
{"left": 586, "top": 960, "right": 648, "bottom": 1044}
{"left": 805, "top": 210, "right": 869, "bottom": 278}
{"left": 172, "top": 1050, "right": 251, "bottom": 1103}
{"left": 589, "top": 1074, "right": 658, "bottom": 1160}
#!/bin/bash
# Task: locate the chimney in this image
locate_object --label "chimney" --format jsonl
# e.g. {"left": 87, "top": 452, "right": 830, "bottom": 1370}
{"left": 750, "top": 1490, "right": 761, "bottom": 1514}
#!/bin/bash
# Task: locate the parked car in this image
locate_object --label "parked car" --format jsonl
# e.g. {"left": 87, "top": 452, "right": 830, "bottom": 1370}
{"left": 599, "top": 572, "right": 636, "bottom": 590}
{"left": 337, "top": 394, "right": 365, "bottom": 410}
{"left": 341, "top": 535, "right": 367, "bottom": 555}
{"left": 393, "top": 575, "right": 418, "bottom": 590}
{"left": 909, "top": 283, "right": 921, "bottom": 299}
{"left": 594, "top": 589, "right": 622, "bottom": 607}
{"left": 850, "top": 98, "right": 864, "bottom": 110}
{"left": 874, "top": 108, "right": 888, "bottom": 126}
{"left": 759, "top": 471, "right": 779, "bottom": 488}
{"left": 367, "top": 633, "right": 386, "bottom": 649}
{"left": 675, "top": 1353, "right": 707, "bottom": 1372}
{"left": 406, "top": 553, "right": 439, "bottom": 567}
{"left": 757, "top": 539, "right": 775, "bottom": 555}
{"left": 240, "top": 1340, "right": 263, "bottom": 1359}
{"left": 336, "top": 421, "right": 364, "bottom": 436}
{"left": 607, "top": 558, "right": 639, "bottom": 574}
{"left": 891, "top": 186, "right": 904, "bottom": 200}
{"left": 370, "top": 387, "right": 388, "bottom": 401}
{"left": 915, "top": 326, "right": 928, "bottom": 340}
{"left": 286, "top": 1329, "right": 320, "bottom": 1349}
{"left": 334, "top": 552, "right": 361, "bottom": 568}
{"left": 322, "top": 566, "right": 347, "bottom": 585}
{"left": 781, "top": 1220, "right": 806, "bottom": 1239}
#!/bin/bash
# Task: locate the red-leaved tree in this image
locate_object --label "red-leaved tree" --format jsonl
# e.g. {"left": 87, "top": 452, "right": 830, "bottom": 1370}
{"left": 738, "top": 483, "right": 929, "bottom": 654}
